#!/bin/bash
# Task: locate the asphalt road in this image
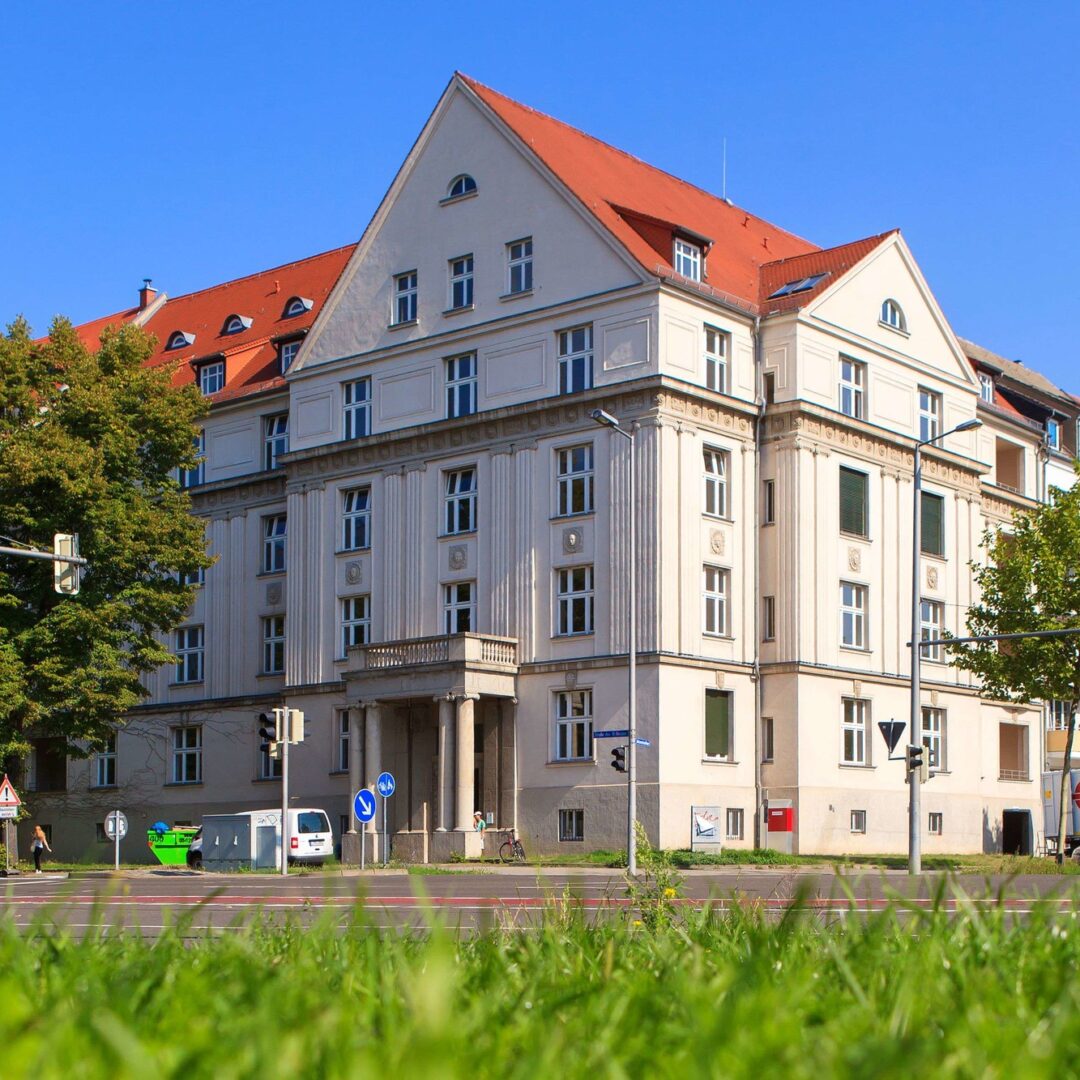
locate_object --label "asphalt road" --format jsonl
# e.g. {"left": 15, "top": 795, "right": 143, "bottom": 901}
{"left": 4, "top": 866, "right": 1079, "bottom": 936}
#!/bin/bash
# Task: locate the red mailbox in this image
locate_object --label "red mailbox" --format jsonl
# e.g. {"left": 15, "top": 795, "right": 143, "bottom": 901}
{"left": 767, "top": 806, "right": 794, "bottom": 833}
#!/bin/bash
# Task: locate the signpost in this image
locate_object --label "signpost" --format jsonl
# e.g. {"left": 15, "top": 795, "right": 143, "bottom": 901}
{"left": 377, "top": 772, "right": 395, "bottom": 864}
{"left": 353, "top": 789, "right": 377, "bottom": 871}
{"left": 0, "top": 775, "right": 22, "bottom": 876}
{"left": 104, "top": 810, "right": 128, "bottom": 872}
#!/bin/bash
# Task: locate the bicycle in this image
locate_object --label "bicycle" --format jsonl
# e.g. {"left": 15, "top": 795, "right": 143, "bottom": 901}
{"left": 499, "top": 830, "right": 526, "bottom": 864}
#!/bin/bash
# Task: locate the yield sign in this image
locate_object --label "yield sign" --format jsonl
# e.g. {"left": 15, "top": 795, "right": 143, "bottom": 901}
{"left": 0, "top": 774, "right": 22, "bottom": 807}
{"left": 877, "top": 721, "right": 906, "bottom": 755}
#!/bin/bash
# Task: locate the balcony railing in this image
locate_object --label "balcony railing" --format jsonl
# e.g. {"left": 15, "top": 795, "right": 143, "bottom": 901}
{"left": 999, "top": 768, "right": 1030, "bottom": 782}
{"left": 353, "top": 633, "right": 518, "bottom": 671}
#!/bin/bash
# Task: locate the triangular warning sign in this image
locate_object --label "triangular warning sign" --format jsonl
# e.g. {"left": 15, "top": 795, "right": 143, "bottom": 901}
{"left": 0, "top": 774, "right": 22, "bottom": 807}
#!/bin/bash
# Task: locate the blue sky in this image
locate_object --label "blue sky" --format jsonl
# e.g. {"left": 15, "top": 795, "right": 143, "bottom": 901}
{"left": 2, "top": 3, "right": 1076, "bottom": 389}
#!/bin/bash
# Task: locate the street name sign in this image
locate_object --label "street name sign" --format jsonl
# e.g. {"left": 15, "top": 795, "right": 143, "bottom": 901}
{"left": 594, "top": 729, "right": 630, "bottom": 739}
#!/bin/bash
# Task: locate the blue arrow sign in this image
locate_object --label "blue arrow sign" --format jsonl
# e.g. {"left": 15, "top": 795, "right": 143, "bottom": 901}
{"left": 593, "top": 729, "right": 630, "bottom": 739}
{"left": 635, "top": 738, "right": 652, "bottom": 747}
{"left": 353, "top": 789, "right": 377, "bottom": 823}
{"left": 376, "top": 771, "right": 396, "bottom": 798}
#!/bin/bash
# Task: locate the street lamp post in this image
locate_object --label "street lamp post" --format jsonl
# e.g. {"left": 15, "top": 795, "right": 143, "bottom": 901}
{"left": 591, "top": 408, "right": 637, "bottom": 875}
{"left": 909, "top": 417, "right": 981, "bottom": 875}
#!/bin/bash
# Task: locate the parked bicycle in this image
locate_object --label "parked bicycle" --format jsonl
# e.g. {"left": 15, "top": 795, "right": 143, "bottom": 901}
{"left": 499, "top": 830, "right": 526, "bottom": 864}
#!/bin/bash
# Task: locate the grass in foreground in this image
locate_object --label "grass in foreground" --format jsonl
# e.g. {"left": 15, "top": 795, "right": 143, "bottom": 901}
{"left": 3, "top": 888, "right": 1080, "bottom": 1078}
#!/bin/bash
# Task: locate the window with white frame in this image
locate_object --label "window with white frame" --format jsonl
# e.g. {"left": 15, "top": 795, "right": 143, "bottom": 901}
{"left": 921, "top": 707, "right": 946, "bottom": 771}
{"left": 444, "top": 581, "right": 475, "bottom": 634}
{"left": 928, "top": 812, "right": 943, "bottom": 836}
{"left": 762, "top": 716, "right": 775, "bottom": 763}
{"left": 557, "top": 325, "right": 593, "bottom": 394}
{"left": 444, "top": 467, "right": 477, "bottom": 535}
{"left": 507, "top": 238, "right": 533, "bottom": 294}
{"left": 554, "top": 689, "right": 592, "bottom": 761}
{"left": 198, "top": 361, "right": 225, "bottom": 396}
{"left": 393, "top": 271, "right": 417, "bottom": 324}
{"left": 840, "top": 582, "right": 867, "bottom": 649}
{"left": 704, "top": 326, "right": 729, "bottom": 393}
{"left": 283, "top": 296, "right": 310, "bottom": 318}
{"left": 447, "top": 174, "right": 476, "bottom": 199}
{"left": 446, "top": 353, "right": 477, "bottom": 418}
{"left": 343, "top": 378, "right": 371, "bottom": 440}
{"left": 262, "top": 514, "right": 287, "bottom": 574}
{"left": 556, "top": 444, "right": 594, "bottom": 516}
{"left": 171, "top": 725, "right": 202, "bottom": 784}
{"left": 703, "top": 566, "right": 730, "bottom": 636}
{"left": 763, "top": 479, "right": 776, "bottom": 525}
{"left": 92, "top": 734, "right": 117, "bottom": 788}
{"left": 762, "top": 595, "right": 776, "bottom": 641}
{"left": 179, "top": 563, "right": 204, "bottom": 587}
{"left": 850, "top": 809, "right": 866, "bottom": 834}
{"left": 674, "top": 238, "right": 701, "bottom": 281}
{"left": 279, "top": 339, "right": 301, "bottom": 374}
{"left": 558, "top": 808, "right": 584, "bottom": 841}
{"left": 978, "top": 372, "right": 994, "bottom": 404}
{"left": 175, "top": 625, "right": 204, "bottom": 683}
{"left": 1047, "top": 418, "right": 1062, "bottom": 451}
{"left": 262, "top": 614, "right": 285, "bottom": 675}
{"left": 555, "top": 566, "right": 594, "bottom": 636}
{"left": 1048, "top": 700, "right": 1074, "bottom": 731}
{"left": 920, "top": 599, "right": 944, "bottom": 662}
{"left": 180, "top": 430, "right": 205, "bottom": 489}
{"left": 725, "top": 808, "right": 744, "bottom": 841}
{"left": 340, "top": 595, "right": 370, "bottom": 656}
{"left": 223, "top": 314, "right": 249, "bottom": 335}
{"left": 264, "top": 413, "right": 289, "bottom": 471}
{"left": 839, "top": 357, "right": 865, "bottom": 419}
{"left": 919, "top": 387, "right": 941, "bottom": 442}
{"left": 703, "top": 447, "right": 730, "bottom": 518}
{"left": 841, "top": 698, "right": 870, "bottom": 765}
{"left": 448, "top": 254, "right": 474, "bottom": 310}
{"left": 880, "top": 299, "right": 906, "bottom": 332}
{"left": 342, "top": 487, "right": 371, "bottom": 551}
{"left": 336, "top": 710, "right": 350, "bottom": 773}
{"left": 704, "top": 688, "right": 733, "bottom": 761}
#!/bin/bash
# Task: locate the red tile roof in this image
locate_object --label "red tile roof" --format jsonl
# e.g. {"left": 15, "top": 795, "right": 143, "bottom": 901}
{"left": 61, "top": 306, "right": 142, "bottom": 350}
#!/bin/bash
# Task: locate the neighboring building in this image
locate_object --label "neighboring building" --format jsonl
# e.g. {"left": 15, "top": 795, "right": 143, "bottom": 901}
{"left": 23, "top": 75, "right": 1079, "bottom": 860}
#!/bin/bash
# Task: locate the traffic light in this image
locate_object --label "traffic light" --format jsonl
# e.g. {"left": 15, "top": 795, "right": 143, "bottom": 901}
{"left": 906, "top": 744, "right": 929, "bottom": 783}
{"left": 610, "top": 745, "right": 627, "bottom": 773}
{"left": 258, "top": 712, "right": 281, "bottom": 759}
{"left": 53, "top": 533, "right": 79, "bottom": 595}
{"left": 287, "top": 708, "right": 305, "bottom": 744}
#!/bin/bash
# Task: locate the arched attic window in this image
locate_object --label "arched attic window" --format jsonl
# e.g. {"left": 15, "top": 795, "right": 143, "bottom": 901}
{"left": 446, "top": 174, "right": 477, "bottom": 200}
{"left": 283, "top": 296, "right": 312, "bottom": 318}
{"left": 880, "top": 298, "right": 907, "bottom": 332}
{"left": 166, "top": 330, "right": 195, "bottom": 350}
{"left": 222, "top": 314, "right": 253, "bottom": 335}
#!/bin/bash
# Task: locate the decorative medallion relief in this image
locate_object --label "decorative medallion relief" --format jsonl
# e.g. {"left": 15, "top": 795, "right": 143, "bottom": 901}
{"left": 266, "top": 583, "right": 282, "bottom": 606}
{"left": 852, "top": 680, "right": 862, "bottom": 697}
{"left": 448, "top": 545, "right": 468, "bottom": 571}
{"left": 847, "top": 547, "right": 861, "bottom": 573}
{"left": 345, "top": 561, "right": 363, "bottom": 586}
{"left": 564, "top": 670, "right": 578, "bottom": 690}
{"left": 926, "top": 565, "right": 939, "bottom": 590}
{"left": 714, "top": 671, "right": 726, "bottom": 689}
{"left": 562, "top": 527, "right": 583, "bottom": 555}
{"left": 709, "top": 529, "right": 727, "bottom": 556}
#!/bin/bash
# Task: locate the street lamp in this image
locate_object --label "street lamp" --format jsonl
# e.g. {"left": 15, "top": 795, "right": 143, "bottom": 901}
{"left": 908, "top": 416, "right": 982, "bottom": 874}
{"left": 591, "top": 407, "right": 638, "bottom": 875}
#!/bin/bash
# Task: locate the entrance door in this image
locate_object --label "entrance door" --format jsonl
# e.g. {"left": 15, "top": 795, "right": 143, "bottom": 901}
{"left": 1002, "top": 809, "right": 1032, "bottom": 856}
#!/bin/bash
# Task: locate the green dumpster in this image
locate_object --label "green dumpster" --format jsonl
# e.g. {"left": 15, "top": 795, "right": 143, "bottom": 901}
{"left": 147, "top": 826, "right": 199, "bottom": 866}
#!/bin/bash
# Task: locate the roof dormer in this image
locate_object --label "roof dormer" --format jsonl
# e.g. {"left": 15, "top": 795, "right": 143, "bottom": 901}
{"left": 283, "top": 296, "right": 313, "bottom": 318}
{"left": 222, "top": 314, "right": 253, "bottom": 335}
{"left": 166, "top": 330, "right": 196, "bottom": 350}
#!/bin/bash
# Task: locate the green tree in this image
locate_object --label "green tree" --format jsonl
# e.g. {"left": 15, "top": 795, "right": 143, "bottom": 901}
{"left": 948, "top": 468, "right": 1080, "bottom": 863}
{"left": 0, "top": 315, "right": 211, "bottom": 762}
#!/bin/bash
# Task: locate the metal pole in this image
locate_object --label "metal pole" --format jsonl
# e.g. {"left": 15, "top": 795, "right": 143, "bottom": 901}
{"left": 909, "top": 444, "right": 922, "bottom": 876}
{"left": 114, "top": 810, "right": 120, "bottom": 872}
{"left": 382, "top": 793, "right": 388, "bottom": 865}
{"left": 627, "top": 428, "right": 637, "bottom": 877}
{"left": 280, "top": 708, "right": 289, "bottom": 877}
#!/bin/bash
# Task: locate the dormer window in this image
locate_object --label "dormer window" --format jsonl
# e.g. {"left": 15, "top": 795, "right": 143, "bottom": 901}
{"left": 279, "top": 339, "right": 301, "bottom": 374}
{"left": 198, "top": 361, "right": 225, "bottom": 396}
{"left": 222, "top": 314, "right": 252, "bottom": 335}
{"left": 978, "top": 372, "right": 994, "bottom": 404}
{"left": 880, "top": 299, "right": 907, "bottom": 332}
{"left": 446, "top": 174, "right": 477, "bottom": 200}
{"left": 167, "top": 330, "right": 196, "bottom": 350}
{"left": 673, "top": 239, "right": 701, "bottom": 282}
{"left": 1047, "top": 418, "right": 1062, "bottom": 451}
{"left": 283, "top": 296, "right": 312, "bottom": 318}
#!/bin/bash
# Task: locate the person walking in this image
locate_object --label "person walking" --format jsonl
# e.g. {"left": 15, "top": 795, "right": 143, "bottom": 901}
{"left": 30, "top": 825, "right": 51, "bottom": 873}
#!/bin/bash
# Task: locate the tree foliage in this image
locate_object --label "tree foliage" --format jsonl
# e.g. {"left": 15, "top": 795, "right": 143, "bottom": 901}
{"left": 0, "top": 316, "right": 211, "bottom": 760}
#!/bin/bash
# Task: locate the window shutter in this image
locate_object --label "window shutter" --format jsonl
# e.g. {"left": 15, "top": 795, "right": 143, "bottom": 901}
{"left": 921, "top": 492, "right": 944, "bottom": 556}
{"left": 839, "top": 468, "right": 868, "bottom": 537}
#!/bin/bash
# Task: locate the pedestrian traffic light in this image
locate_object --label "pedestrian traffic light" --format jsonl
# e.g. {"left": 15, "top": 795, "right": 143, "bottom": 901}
{"left": 906, "top": 744, "right": 927, "bottom": 782}
{"left": 611, "top": 745, "right": 627, "bottom": 773}
{"left": 258, "top": 712, "right": 281, "bottom": 759}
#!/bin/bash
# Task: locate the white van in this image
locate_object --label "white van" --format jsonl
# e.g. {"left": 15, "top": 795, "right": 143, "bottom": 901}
{"left": 194, "top": 808, "right": 333, "bottom": 870}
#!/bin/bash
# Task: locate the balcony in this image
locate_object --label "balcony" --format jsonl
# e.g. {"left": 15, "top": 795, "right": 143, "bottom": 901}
{"left": 353, "top": 633, "right": 517, "bottom": 671}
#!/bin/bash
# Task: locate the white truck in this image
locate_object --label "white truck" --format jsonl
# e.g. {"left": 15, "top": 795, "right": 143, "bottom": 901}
{"left": 192, "top": 808, "right": 333, "bottom": 871}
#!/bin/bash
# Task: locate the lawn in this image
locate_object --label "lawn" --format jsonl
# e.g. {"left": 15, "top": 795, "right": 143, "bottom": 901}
{"left": 3, "top": 887, "right": 1080, "bottom": 1078}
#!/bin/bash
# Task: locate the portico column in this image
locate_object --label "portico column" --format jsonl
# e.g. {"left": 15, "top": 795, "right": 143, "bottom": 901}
{"left": 435, "top": 694, "right": 454, "bottom": 832}
{"left": 455, "top": 693, "right": 479, "bottom": 831}
{"left": 347, "top": 706, "right": 362, "bottom": 834}
{"left": 364, "top": 701, "right": 382, "bottom": 843}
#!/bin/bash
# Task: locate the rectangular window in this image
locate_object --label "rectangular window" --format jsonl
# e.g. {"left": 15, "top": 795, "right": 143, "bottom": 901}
{"left": 840, "top": 582, "right": 867, "bottom": 649}
{"left": 921, "top": 707, "right": 946, "bottom": 771}
{"left": 264, "top": 413, "right": 289, "bottom": 471}
{"left": 341, "top": 487, "right": 371, "bottom": 551}
{"left": 839, "top": 357, "right": 865, "bottom": 419}
{"left": 918, "top": 387, "right": 941, "bottom": 442}
{"left": 199, "top": 361, "right": 225, "bottom": 396}
{"left": 839, "top": 467, "right": 869, "bottom": 537}
{"left": 762, "top": 595, "right": 776, "bottom": 642}
{"left": 556, "top": 566, "right": 594, "bottom": 636}
{"left": 507, "top": 238, "right": 533, "bottom": 294}
{"left": 1048, "top": 700, "right": 1073, "bottom": 731}
{"left": 180, "top": 565, "right": 205, "bottom": 588}
{"left": 444, "top": 581, "right": 475, "bottom": 634}
{"left": 763, "top": 479, "right": 776, "bottom": 525}
{"left": 841, "top": 698, "right": 870, "bottom": 765}
{"left": 920, "top": 599, "right": 944, "bottom": 662}
{"left": 1000, "top": 722, "right": 1029, "bottom": 781}
{"left": 554, "top": 689, "right": 593, "bottom": 761}
{"left": 920, "top": 491, "right": 945, "bottom": 557}
{"left": 762, "top": 716, "right": 774, "bottom": 763}
{"left": 179, "top": 430, "right": 205, "bottom": 489}
{"left": 171, "top": 725, "right": 202, "bottom": 784}
{"left": 279, "top": 339, "right": 300, "bottom": 374}
{"left": 343, "top": 378, "right": 371, "bottom": 440}
{"left": 393, "top": 270, "right": 417, "bottom": 324}
{"left": 262, "top": 614, "right": 285, "bottom": 675}
{"left": 558, "top": 808, "right": 585, "bottom": 842}
{"left": 928, "top": 812, "right": 943, "bottom": 836}
{"left": 674, "top": 238, "right": 701, "bottom": 281}
{"left": 336, "top": 710, "right": 351, "bottom": 773}
{"left": 850, "top": 809, "right": 866, "bottom": 834}
{"left": 448, "top": 254, "right": 474, "bottom": 310}
{"left": 703, "top": 447, "right": 730, "bottom": 518}
{"left": 557, "top": 325, "right": 593, "bottom": 394}
{"left": 725, "top": 808, "right": 744, "bottom": 841}
{"left": 704, "top": 326, "right": 729, "bottom": 393}
{"left": 978, "top": 372, "right": 994, "bottom": 404}
{"left": 340, "top": 595, "right": 370, "bottom": 656}
{"left": 175, "top": 625, "right": 204, "bottom": 683}
{"left": 1047, "top": 418, "right": 1062, "bottom": 451}
{"left": 556, "top": 444, "right": 594, "bottom": 516}
{"left": 262, "top": 514, "right": 287, "bottom": 574}
{"left": 444, "top": 467, "right": 477, "bottom": 535}
{"left": 446, "top": 353, "right": 478, "bottom": 418}
{"left": 703, "top": 566, "right": 730, "bottom": 636}
{"left": 92, "top": 734, "right": 117, "bottom": 788}
{"left": 704, "top": 688, "right": 733, "bottom": 761}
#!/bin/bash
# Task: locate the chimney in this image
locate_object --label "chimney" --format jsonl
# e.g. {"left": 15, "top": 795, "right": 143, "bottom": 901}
{"left": 139, "top": 278, "right": 156, "bottom": 310}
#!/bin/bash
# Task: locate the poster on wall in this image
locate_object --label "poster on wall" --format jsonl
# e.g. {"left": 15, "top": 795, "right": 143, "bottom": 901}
{"left": 691, "top": 805, "right": 723, "bottom": 853}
